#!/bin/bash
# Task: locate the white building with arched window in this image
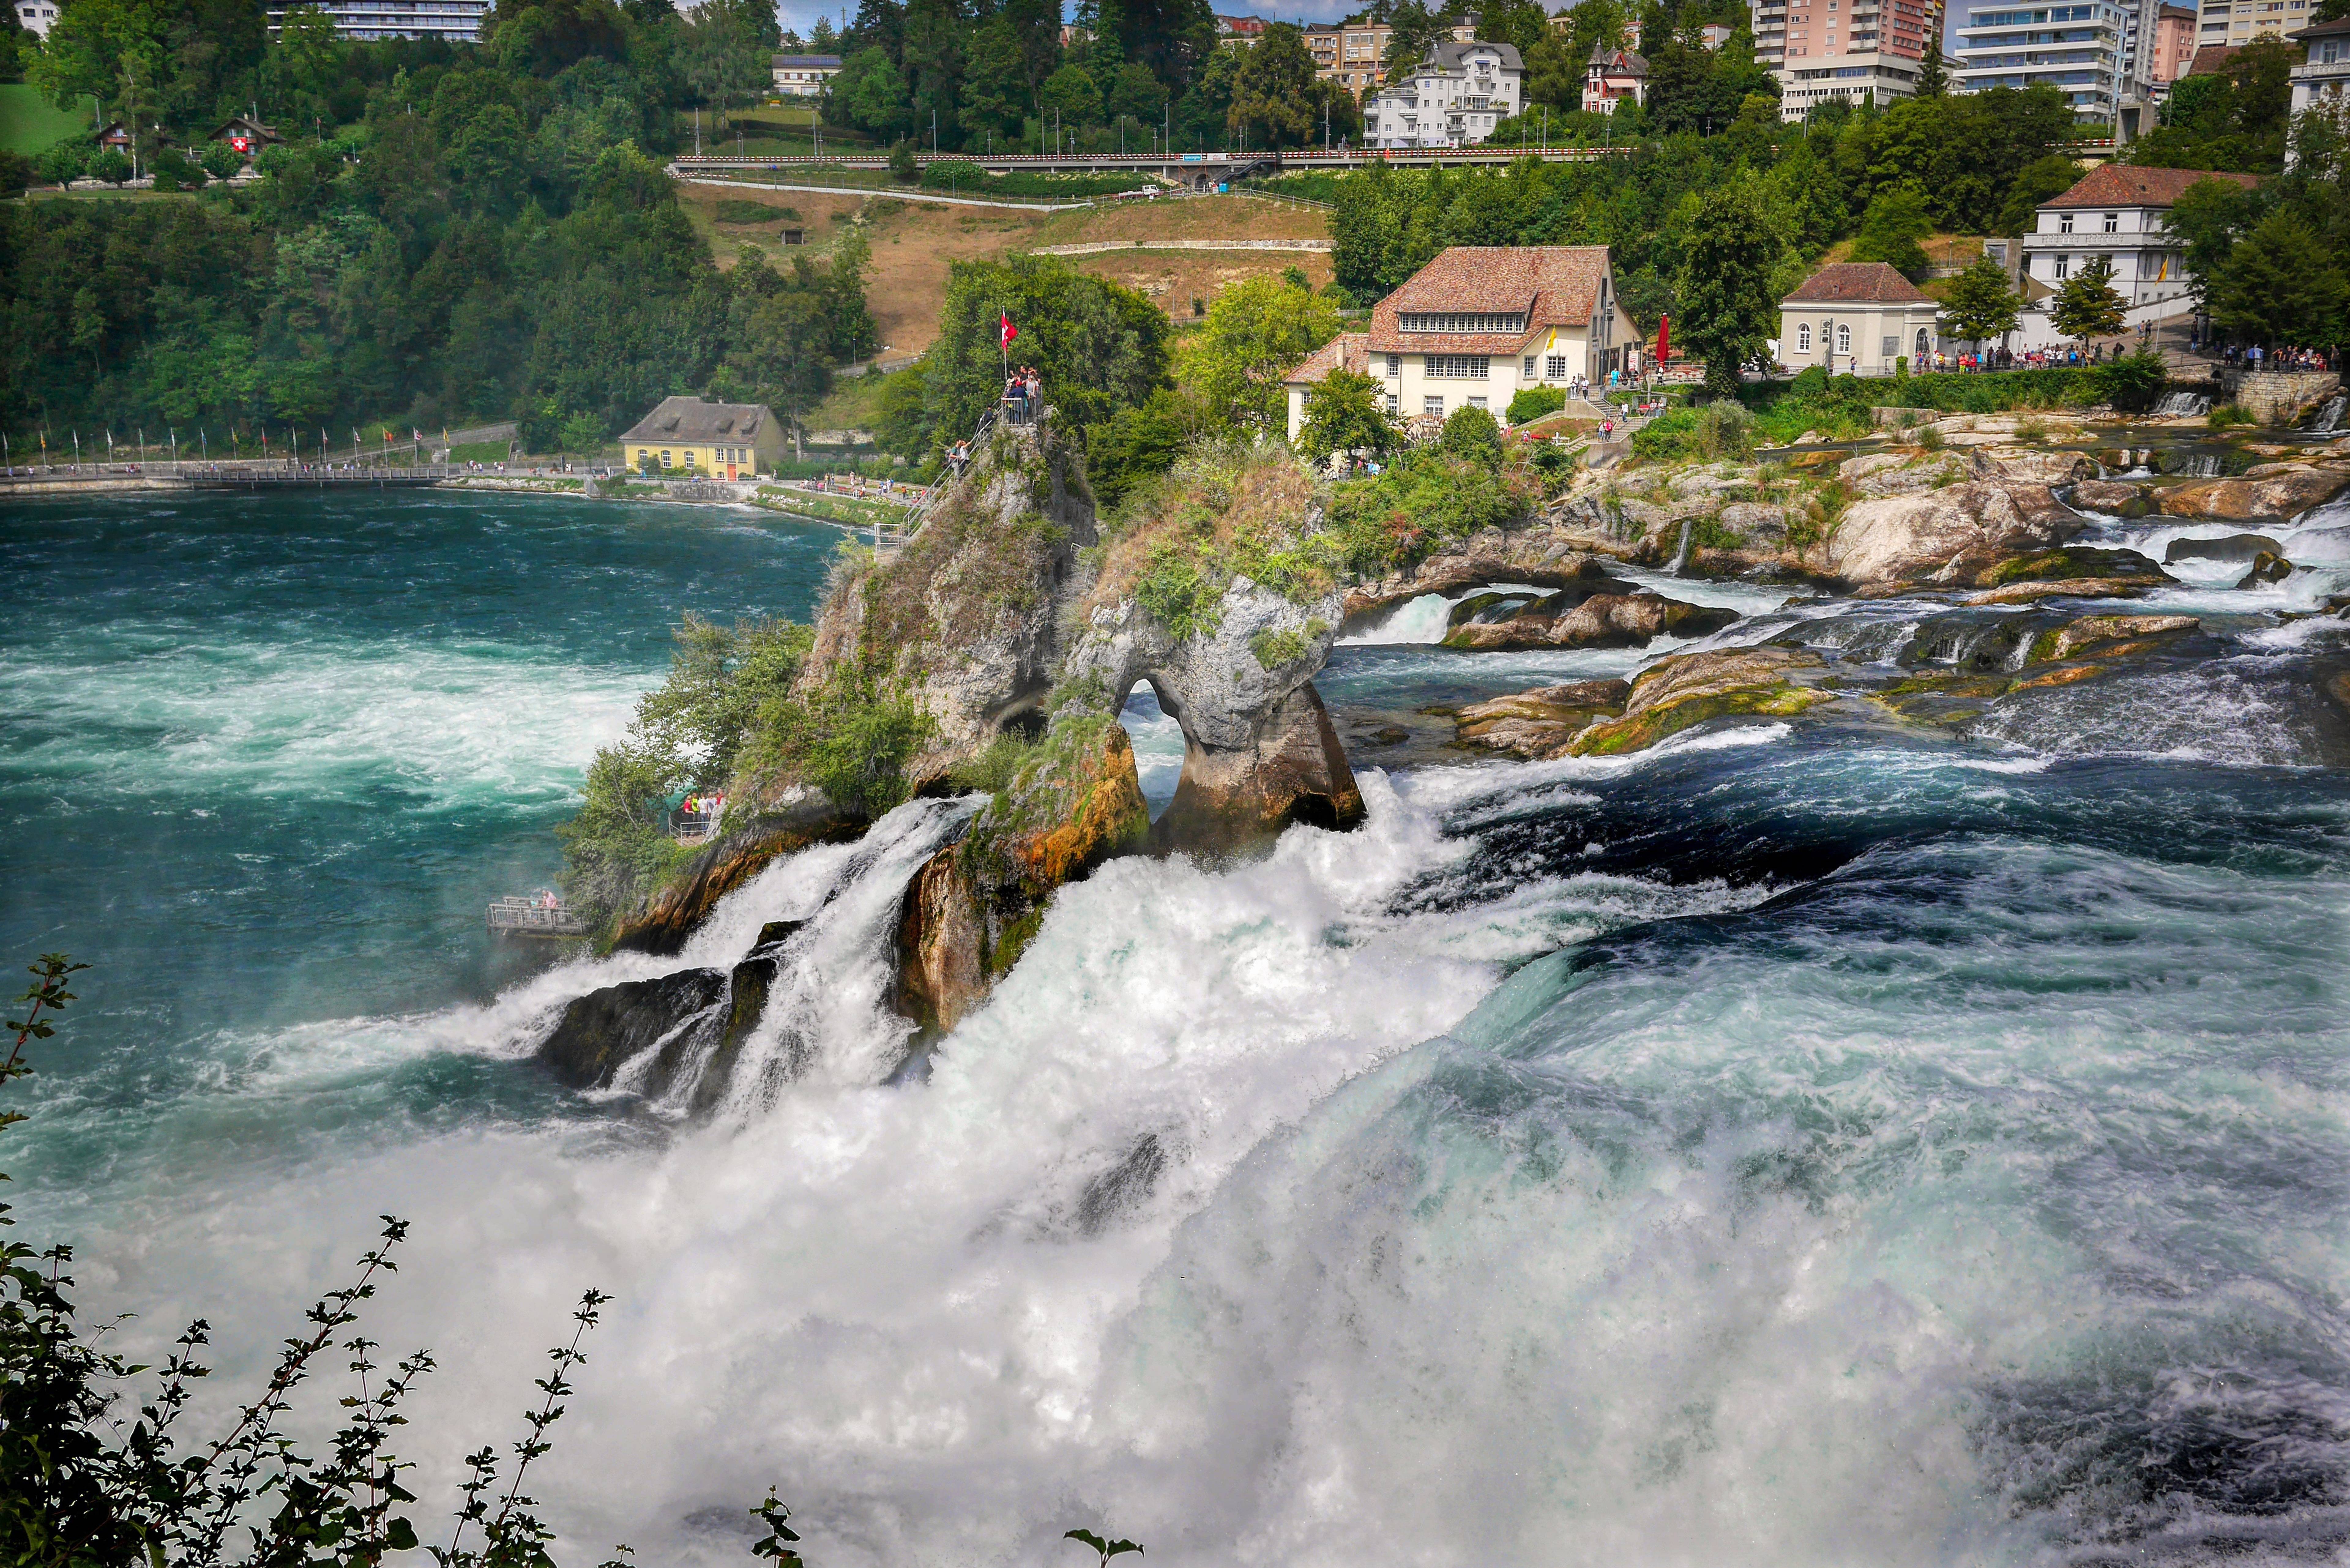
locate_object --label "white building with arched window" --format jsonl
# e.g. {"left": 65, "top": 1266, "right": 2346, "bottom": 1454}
{"left": 1779, "top": 262, "right": 1943, "bottom": 375}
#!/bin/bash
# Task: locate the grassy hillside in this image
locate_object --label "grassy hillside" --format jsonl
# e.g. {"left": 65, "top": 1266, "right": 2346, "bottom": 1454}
{"left": 0, "top": 85, "right": 95, "bottom": 156}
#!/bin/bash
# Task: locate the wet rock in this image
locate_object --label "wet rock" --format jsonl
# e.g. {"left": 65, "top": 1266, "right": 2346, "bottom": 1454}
{"left": 1718, "top": 501, "right": 1792, "bottom": 543}
{"left": 897, "top": 718, "right": 1149, "bottom": 1035}
{"left": 752, "top": 919, "right": 804, "bottom": 950}
{"left": 2070, "top": 480, "right": 2157, "bottom": 518}
{"left": 2028, "top": 613, "right": 2201, "bottom": 663}
{"left": 2237, "top": 551, "right": 2296, "bottom": 587}
{"left": 1152, "top": 680, "right": 1363, "bottom": 853}
{"left": 537, "top": 968, "right": 728, "bottom": 1089}
{"left": 2157, "top": 465, "right": 2350, "bottom": 522}
{"left": 1973, "top": 546, "right": 2169, "bottom": 588}
{"left": 1454, "top": 678, "right": 1630, "bottom": 759}
{"left": 1568, "top": 647, "right": 1835, "bottom": 756}
{"left": 1964, "top": 577, "right": 2159, "bottom": 606}
{"left": 688, "top": 954, "right": 781, "bottom": 1115}
{"left": 1344, "top": 542, "right": 1622, "bottom": 622}
{"left": 2165, "top": 532, "right": 2282, "bottom": 564}
{"left": 1810, "top": 480, "right": 2084, "bottom": 590}
{"left": 1442, "top": 591, "right": 1738, "bottom": 651}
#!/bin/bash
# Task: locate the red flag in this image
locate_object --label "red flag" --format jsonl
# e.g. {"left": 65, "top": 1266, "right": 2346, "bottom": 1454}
{"left": 999, "top": 312, "right": 1017, "bottom": 349}
{"left": 1657, "top": 312, "right": 1670, "bottom": 365}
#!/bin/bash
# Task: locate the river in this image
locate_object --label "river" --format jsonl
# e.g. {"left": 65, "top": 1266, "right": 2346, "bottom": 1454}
{"left": 3, "top": 488, "right": 2348, "bottom": 1566}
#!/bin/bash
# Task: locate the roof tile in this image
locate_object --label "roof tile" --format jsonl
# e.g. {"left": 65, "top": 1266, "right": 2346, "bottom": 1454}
{"left": 1367, "top": 246, "right": 1615, "bottom": 354}
{"left": 2042, "top": 162, "right": 2260, "bottom": 209}
{"left": 1781, "top": 262, "right": 1935, "bottom": 305}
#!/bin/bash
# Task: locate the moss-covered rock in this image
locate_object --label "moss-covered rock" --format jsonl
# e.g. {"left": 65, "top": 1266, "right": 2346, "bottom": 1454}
{"left": 1568, "top": 647, "right": 1835, "bottom": 756}
{"left": 1973, "top": 546, "right": 2169, "bottom": 588}
{"left": 2025, "top": 614, "right": 2201, "bottom": 664}
{"left": 1453, "top": 678, "right": 1631, "bottom": 759}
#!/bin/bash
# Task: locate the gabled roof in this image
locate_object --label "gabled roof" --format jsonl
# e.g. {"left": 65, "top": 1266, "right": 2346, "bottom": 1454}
{"left": 1781, "top": 262, "right": 1934, "bottom": 306}
{"left": 1282, "top": 333, "right": 1372, "bottom": 386}
{"left": 2040, "top": 162, "right": 2260, "bottom": 210}
{"left": 1587, "top": 43, "right": 1650, "bottom": 72}
{"left": 1367, "top": 246, "right": 1615, "bottom": 354}
{"left": 620, "top": 397, "right": 775, "bottom": 444}
{"left": 2292, "top": 14, "right": 2350, "bottom": 38}
{"left": 1427, "top": 39, "right": 1524, "bottom": 70}
{"left": 2187, "top": 42, "right": 2241, "bottom": 74}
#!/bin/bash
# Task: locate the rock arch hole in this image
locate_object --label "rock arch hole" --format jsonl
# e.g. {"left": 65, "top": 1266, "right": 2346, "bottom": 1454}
{"left": 1114, "top": 681, "right": 1185, "bottom": 821}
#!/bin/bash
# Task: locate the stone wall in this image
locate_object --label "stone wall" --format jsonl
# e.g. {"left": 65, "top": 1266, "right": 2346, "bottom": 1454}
{"left": 2226, "top": 370, "right": 2342, "bottom": 427}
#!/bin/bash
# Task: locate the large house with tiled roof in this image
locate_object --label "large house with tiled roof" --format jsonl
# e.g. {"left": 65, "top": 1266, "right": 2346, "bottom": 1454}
{"left": 2015, "top": 163, "right": 2259, "bottom": 342}
{"left": 1284, "top": 247, "right": 1638, "bottom": 430}
{"left": 1282, "top": 334, "right": 1374, "bottom": 441}
{"left": 1780, "top": 263, "right": 1942, "bottom": 375}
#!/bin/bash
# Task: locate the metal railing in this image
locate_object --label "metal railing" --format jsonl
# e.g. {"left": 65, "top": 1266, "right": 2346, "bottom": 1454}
{"left": 880, "top": 404, "right": 1003, "bottom": 551}
{"left": 488, "top": 898, "right": 591, "bottom": 937}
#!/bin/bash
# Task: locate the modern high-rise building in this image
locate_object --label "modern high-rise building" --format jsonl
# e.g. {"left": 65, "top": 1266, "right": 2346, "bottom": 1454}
{"left": 1954, "top": 0, "right": 2136, "bottom": 124}
{"left": 1756, "top": 0, "right": 1948, "bottom": 120}
{"left": 2194, "top": 0, "right": 2317, "bottom": 49}
{"left": 265, "top": 0, "right": 490, "bottom": 39}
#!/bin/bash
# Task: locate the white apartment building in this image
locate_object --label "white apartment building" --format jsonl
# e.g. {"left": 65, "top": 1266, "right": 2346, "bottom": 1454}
{"left": 2288, "top": 16, "right": 2350, "bottom": 166}
{"left": 771, "top": 54, "right": 843, "bottom": 97}
{"left": 1759, "top": 0, "right": 1946, "bottom": 120}
{"left": 1364, "top": 41, "right": 1523, "bottom": 148}
{"left": 264, "top": 0, "right": 488, "bottom": 39}
{"left": 1281, "top": 246, "right": 1640, "bottom": 439}
{"left": 13, "top": 0, "right": 57, "bottom": 36}
{"left": 2197, "top": 0, "right": 2317, "bottom": 49}
{"left": 1954, "top": 0, "right": 2136, "bottom": 123}
{"left": 2012, "top": 162, "right": 2259, "bottom": 344}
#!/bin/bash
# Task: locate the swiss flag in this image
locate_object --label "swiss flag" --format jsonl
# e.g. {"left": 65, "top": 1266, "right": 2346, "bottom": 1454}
{"left": 999, "top": 312, "right": 1017, "bottom": 349}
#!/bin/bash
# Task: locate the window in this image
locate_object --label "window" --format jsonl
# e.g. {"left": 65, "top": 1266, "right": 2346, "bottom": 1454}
{"left": 1424, "top": 355, "right": 1490, "bottom": 378}
{"left": 2059, "top": 211, "right": 2075, "bottom": 232}
{"left": 1546, "top": 354, "right": 1569, "bottom": 378}
{"left": 1386, "top": 353, "right": 1400, "bottom": 375}
{"left": 1916, "top": 327, "right": 1930, "bottom": 353}
{"left": 1384, "top": 392, "right": 1399, "bottom": 411}
{"left": 660, "top": 450, "right": 672, "bottom": 467}
{"left": 2053, "top": 254, "right": 2070, "bottom": 277}
{"left": 2102, "top": 211, "right": 2119, "bottom": 232}
{"left": 1468, "top": 396, "right": 1487, "bottom": 409}
{"left": 1399, "top": 312, "right": 1527, "bottom": 333}
{"left": 1836, "top": 323, "right": 1851, "bottom": 354}
{"left": 1424, "top": 395, "right": 1445, "bottom": 415}
{"left": 1797, "top": 323, "right": 1813, "bottom": 352}
{"left": 1524, "top": 356, "right": 1538, "bottom": 375}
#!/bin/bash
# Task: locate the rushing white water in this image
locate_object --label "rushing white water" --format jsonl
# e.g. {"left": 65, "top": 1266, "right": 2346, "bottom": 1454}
{"left": 2153, "top": 391, "right": 2213, "bottom": 419}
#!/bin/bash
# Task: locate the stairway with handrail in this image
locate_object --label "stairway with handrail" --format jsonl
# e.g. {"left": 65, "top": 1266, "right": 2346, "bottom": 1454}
{"left": 874, "top": 401, "right": 1009, "bottom": 552}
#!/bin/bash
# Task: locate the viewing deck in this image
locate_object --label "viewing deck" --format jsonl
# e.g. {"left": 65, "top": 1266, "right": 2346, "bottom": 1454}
{"left": 489, "top": 897, "right": 591, "bottom": 938}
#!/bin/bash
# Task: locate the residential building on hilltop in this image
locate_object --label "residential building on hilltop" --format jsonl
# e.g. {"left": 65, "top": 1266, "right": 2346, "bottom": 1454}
{"left": 2151, "top": 2, "right": 2198, "bottom": 80}
{"left": 2196, "top": 0, "right": 2313, "bottom": 49}
{"left": 2286, "top": 17, "right": 2350, "bottom": 167}
{"left": 1307, "top": 21, "right": 1397, "bottom": 96}
{"left": 1780, "top": 263, "right": 1942, "bottom": 375}
{"left": 263, "top": 0, "right": 489, "bottom": 40}
{"left": 1759, "top": 0, "right": 1945, "bottom": 121}
{"left": 1583, "top": 46, "right": 1651, "bottom": 112}
{"left": 1954, "top": 0, "right": 2139, "bottom": 124}
{"left": 1216, "top": 13, "right": 1266, "bottom": 43}
{"left": 2012, "top": 162, "right": 2260, "bottom": 343}
{"left": 771, "top": 55, "right": 843, "bottom": 97}
{"left": 1364, "top": 40, "right": 1523, "bottom": 147}
{"left": 621, "top": 399, "right": 784, "bottom": 480}
{"left": 1281, "top": 246, "right": 1639, "bottom": 438}
{"left": 13, "top": 0, "right": 57, "bottom": 37}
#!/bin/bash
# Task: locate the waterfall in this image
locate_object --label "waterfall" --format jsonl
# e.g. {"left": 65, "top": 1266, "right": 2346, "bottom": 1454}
{"left": 2308, "top": 393, "right": 2347, "bottom": 434}
{"left": 1671, "top": 515, "right": 1696, "bottom": 577}
{"left": 2154, "top": 391, "right": 2212, "bottom": 418}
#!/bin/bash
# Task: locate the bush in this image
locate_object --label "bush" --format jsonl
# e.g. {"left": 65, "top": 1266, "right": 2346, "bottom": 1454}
{"left": 888, "top": 139, "right": 919, "bottom": 181}
{"left": 1507, "top": 386, "right": 1567, "bottom": 426}
{"left": 748, "top": 667, "right": 933, "bottom": 816}
{"left": 714, "top": 198, "right": 788, "bottom": 223}
{"left": 919, "top": 163, "right": 1150, "bottom": 198}
{"left": 2209, "top": 403, "right": 2257, "bottom": 430}
{"left": 148, "top": 146, "right": 203, "bottom": 191}
{"left": 1439, "top": 404, "right": 1504, "bottom": 466}
{"left": 2093, "top": 350, "right": 2169, "bottom": 414}
{"left": 0, "top": 149, "right": 28, "bottom": 198}
{"left": 87, "top": 147, "right": 133, "bottom": 186}
{"left": 197, "top": 140, "right": 247, "bottom": 181}
{"left": 1789, "top": 364, "right": 1829, "bottom": 399}
{"left": 35, "top": 142, "right": 86, "bottom": 186}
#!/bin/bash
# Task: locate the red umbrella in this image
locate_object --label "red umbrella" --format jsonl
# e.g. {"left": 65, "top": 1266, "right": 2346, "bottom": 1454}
{"left": 1657, "top": 312, "right": 1671, "bottom": 366}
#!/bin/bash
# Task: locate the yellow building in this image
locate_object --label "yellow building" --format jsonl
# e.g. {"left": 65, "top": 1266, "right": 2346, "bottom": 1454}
{"left": 620, "top": 397, "right": 786, "bottom": 479}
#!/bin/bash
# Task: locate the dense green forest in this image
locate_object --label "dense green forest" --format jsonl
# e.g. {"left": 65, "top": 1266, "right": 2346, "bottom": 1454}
{"left": 0, "top": 0, "right": 870, "bottom": 446}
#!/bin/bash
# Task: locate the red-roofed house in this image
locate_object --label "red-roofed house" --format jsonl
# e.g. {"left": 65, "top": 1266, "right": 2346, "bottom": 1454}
{"left": 1306, "top": 246, "right": 1636, "bottom": 425}
{"left": 2015, "top": 163, "right": 2261, "bottom": 344}
{"left": 1779, "top": 264, "right": 1942, "bottom": 375}
{"left": 1282, "top": 334, "right": 1373, "bottom": 440}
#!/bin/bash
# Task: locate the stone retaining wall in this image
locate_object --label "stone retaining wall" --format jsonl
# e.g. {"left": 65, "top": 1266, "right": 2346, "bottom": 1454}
{"left": 2226, "top": 370, "right": 2341, "bottom": 426}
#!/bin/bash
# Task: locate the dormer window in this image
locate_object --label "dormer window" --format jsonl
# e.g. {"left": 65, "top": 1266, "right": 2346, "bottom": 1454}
{"left": 1399, "top": 312, "right": 1529, "bottom": 332}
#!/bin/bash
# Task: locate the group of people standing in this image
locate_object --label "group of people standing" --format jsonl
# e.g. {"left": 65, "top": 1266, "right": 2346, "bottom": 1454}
{"left": 1004, "top": 366, "right": 1042, "bottom": 426}
{"left": 681, "top": 790, "right": 725, "bottom": 823}
{"left": 2221, "top": 343, "right": 2335, "bottom": 373}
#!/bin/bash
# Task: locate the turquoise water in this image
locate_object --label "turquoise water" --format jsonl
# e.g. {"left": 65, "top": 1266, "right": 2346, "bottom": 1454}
{"left": 7, "top": 490, "right": 2350, "bottom": 1566}
{"left": 0, "top": 491, "right": 839, "bottom": 1209}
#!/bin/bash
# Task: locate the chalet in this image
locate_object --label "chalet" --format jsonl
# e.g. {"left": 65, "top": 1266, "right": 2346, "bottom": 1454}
{"left": 620, "top": 398, "right": 784, "bottom": 479}
{"left": 208, "top": 115, "right": 279, "bottom": 156}
{"left": 1286, "top": 246, "right": 1638, "bottom": 432}
{"left": 1779, "top": 263, "right": 1941, "bottom": 375}
{"left": 1582, "top": 45, "right": 1649, "bottom": 114}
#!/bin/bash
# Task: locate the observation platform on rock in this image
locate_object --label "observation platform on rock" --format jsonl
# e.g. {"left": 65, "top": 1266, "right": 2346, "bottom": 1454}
{"left": 489, "top": 896, "right": 591, "bottom": 938}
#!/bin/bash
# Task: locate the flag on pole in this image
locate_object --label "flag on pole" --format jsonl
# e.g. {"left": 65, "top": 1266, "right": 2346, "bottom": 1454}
{"left": 998, "top": 312, "right": 1017, "bottom": 349}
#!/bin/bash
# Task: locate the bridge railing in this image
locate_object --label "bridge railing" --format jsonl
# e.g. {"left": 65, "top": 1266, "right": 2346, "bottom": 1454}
{"left": 878, "top": 404, "right": 1005, "bottom": 552}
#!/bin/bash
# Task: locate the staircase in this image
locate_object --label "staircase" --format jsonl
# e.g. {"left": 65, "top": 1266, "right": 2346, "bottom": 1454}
{"left": 877, "top": 405, "right": 1002, "bottom": 553}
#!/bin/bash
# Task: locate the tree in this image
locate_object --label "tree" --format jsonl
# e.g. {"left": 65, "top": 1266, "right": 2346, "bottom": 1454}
{"left": 1228, "top": 22, "right": 1318, "bottom": 148}
{"left": 1105, "top": 60, "right": 1168, "bottom": 127}
{"left": 2048, "top": 256, "right": 2129, "bottom": 349}
{"left": 1914, "top": 30, "right": 1947, "bottom": 97}
{"left": 923, "top": 253, "right": 1171, "bottom": 445}
{"left": 1038, "top": 62, "right": 1102, "bottom": 126}
{"left": 1848, "top": 185, "right": 1934, "bottom": 279}
{"left": 1993, "top": 151, "right": 2082, "bottom": 236}
{"left": 1439, "top": 403, "right": 1504, "bottom": 465}
{"left": 833, "top": 44, "right": 915, "bottom": 137}
{"left": 1675, "top": 177, "right": 1787, "bottom": 395}
{"left": 1938, "top": 257, "right": 2022, "bottom": 349}
{"left": 1297, "top": 368, "right": 1399, "bottom": 463}
{"left": 2209, "top": 209, "right": 2348, "bottom": 349}
{"left": 87, "top": 145, "right": 133, "bottom": 185}
{"left": 960, "top": 15, "right": 1031, "bottom": 139}
{"left": 198, "top": 139, "right": 246, "bottom": 180}
{"left": 2164, "top": 172, "right": 2265, "bottom": 314}
{"left": 34, "top": 141, "right": 86, "bottom": 186}
{"left": 1189, "top": 273, "right": 1341, "bottom": 428}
